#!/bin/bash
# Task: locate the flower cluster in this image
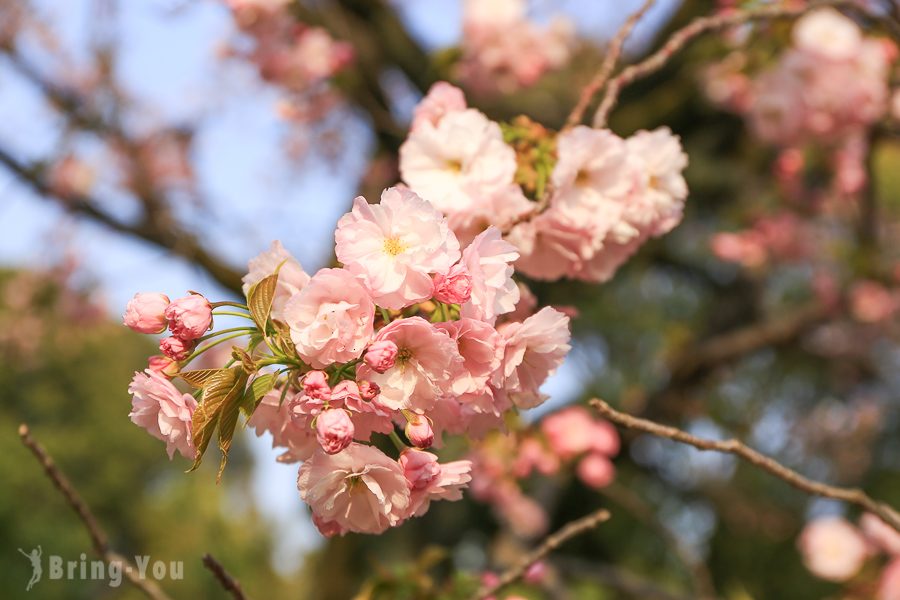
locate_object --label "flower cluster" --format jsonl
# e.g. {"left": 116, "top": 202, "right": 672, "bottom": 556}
{"left": 468, "top": 406, "right": 619, "bottom": 538}
{"left": 124, "top": 187, "right": 572, "bottom": 536}
{"left": 400, "top": 82, "right": 690, "bottom": 283}
{"left": 799, "top": 514, "right": 900, "bottom": 598}
{"left": 457, "top": 0, "right": 575, "bottom": 94}
{"left": 220, "top": 0, "right": 353, "bottom": 126}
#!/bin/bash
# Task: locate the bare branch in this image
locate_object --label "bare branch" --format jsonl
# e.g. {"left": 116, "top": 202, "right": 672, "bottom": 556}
{"left": 590, "top": 399, "right": 900, "bottom": 533}
{"left": 565, "top": 0, "right": 656, "bottom": 129}
{"left": 593, "top": 0, "right": 854, "bottom": 127}
{"left": 202, "top": 553, "right": 249, "bottom": 600}
{"left": 471, "top": 508, "right": 611, "bottom": 600}
{"left": 17, "top": 424, "right": 174, "bottom": 600}
{"left": 0, "top": 145, "right": 245, "bottom": 293}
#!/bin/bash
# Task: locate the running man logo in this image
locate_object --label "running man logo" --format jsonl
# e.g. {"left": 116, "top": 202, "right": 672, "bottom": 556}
{"left": 18, "top": 546, "right": 43, "bottom": 591}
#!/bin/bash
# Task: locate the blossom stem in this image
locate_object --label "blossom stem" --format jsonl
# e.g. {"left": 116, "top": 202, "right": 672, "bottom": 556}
{"left": 379, "top": 307, "right": 392, "bottom": 324}
{"left": 388, "top": 430, "right": 408, "bottom": 452}
{"left": 212, "top": 310, "right": 255, "bottom": 321}
{"left": 210, "top": 301, "right": 248, "bottom": 310}
{"left": 183, "top": 332, "right": 250, "bottom": 364}
{"left": 197, "top": 327, "right": 257, "bottom": 343}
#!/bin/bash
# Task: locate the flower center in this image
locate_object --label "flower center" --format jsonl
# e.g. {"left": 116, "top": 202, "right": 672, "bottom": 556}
{"left": 575, "top": 169, "right": 591, "bottom": 186}
{"left": 396, "top": 347, "right": 412, "bottom": 364}
{"left": 383, "top": 236, "right": 406, "bottom": 257}
{"left": 445, "top": 159, "right": 462, "bottom": 173}
{"left": 648, "top": 174, "right": 660, "bottom": 190}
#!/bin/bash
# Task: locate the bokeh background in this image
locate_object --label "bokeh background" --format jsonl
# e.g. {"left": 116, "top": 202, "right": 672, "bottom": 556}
{"left": 2, "top": 0, "right": 900, "bottom": 598}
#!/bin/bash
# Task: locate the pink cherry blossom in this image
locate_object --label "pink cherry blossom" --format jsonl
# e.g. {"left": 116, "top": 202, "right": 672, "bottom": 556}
{"left": 792, "top": 8, "right": 862, "bottom": 61}
{"left": 282, "top": 268, "right": 375, "bottom": 368}
{"left": 497, "top": 307, "right": 571, "bottom": 408}
{"left": 879, "top": 558, "right": 900, "bottom": 600}
{"left": 249, "top": 389, "right": 318, "bottom": 462}
{"left": 433, "top": 263, "right": 473, "bottom": 305}
{"left": 436, "top": 318, "right": 502, "bottom": 396}
{"left": 400, "top": 449, "right": 472, "bottom": 518}
{"left": 241, "top": 240, "right": 310, "bottom": 321}
{"left": 159, "top": 336, "right": 193, "bottom": 361}
{"left": 297, "top": 443, "right": 410, "bottom": 535}
{"left": 364, "top": 340, "right": 399, "bottom": 373}
{"left": 147, "top": 355, "right": 178, "bottom": 376}
{"left": 411, "top": 81, "right": 467, "bottom": 131}
{"left": 399, "top": 109, "right": 517, "bottom": 230}
{"left": 625, "top": 127, "right": 689, "bottom": 237}
{"left": 850, "top": 280, "right": 897, "bottom": 323}
{"left": 862, "top": 513, "right": 900, "bottom": 556}
{"left": 357, "top": 380, "right": 380, "bottom": 401}
{"left": 164, "top": 294, "right": 212, "bottom": 341}
{"left": 302, "top": 370, "right": 331, "bottom": 400}
{"left": 356, "top": 316, "right": 461, "bottom": 411}
{"left": 123, "top": 292, "right": 171, "bottom": 334}
{"left": 335, "top": 187, "right": 461, "bottom": 309}
{"left": 459, "top": 227, "right": 520, "bottom": 322}
{"left": 576, "top": 452, "right": 616, "bottom": 489}
{"left": 128, "top": 369, "right": 197, "bottom": 460}
{"left": 315, "top": 408, "right": 354, "bottom": 455}
{"left": 798, "top": 516, "right": 868, "bottom": 582}
{"left": 541, "top": 406, "right": 597, "bottom": 459}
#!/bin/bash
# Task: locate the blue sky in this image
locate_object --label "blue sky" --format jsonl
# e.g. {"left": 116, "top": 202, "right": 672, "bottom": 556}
{"left": 0, "top": 0, "right": 679, "bottom": 573}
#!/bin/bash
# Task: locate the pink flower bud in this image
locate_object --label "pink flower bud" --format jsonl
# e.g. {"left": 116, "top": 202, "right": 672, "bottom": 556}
{"left": 576, "top": 453, "right": 615, "bottom": 489}
{"left": 159, "top": 336, "right": 193, "bottom": 361}
{"left": 405, "top": 415, "right": 434, "bottom": 449}
{"left": 364, "top": 340, "right": 398, "bottom": 373}
{"left": 164, "top": 294, "right": 212, "bottom": 340}
{"left": 432, "top": 263, "right": 473, "bottom": 305}
{"left": 357, "top": 380, "right": 380, "bottom": 401}
{"left": 399, "top": 449, "right": 441, "bottom": 490}
{"left": 123, "top": 292, "right": 170, "bottom": 334}
{"left": 316, "top": 409, "right": 354, "bottom": 454}
{"left": 302, "top": 371, "right": 331, "bottom": 400}
{"left": 523, "top": 561, "right": 547, "bottom": 584}
{"left": 148, "top": 355, "right": 179, "bottom": 377}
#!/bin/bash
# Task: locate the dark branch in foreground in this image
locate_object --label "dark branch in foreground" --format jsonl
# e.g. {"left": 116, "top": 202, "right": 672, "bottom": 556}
{"left": 202, "top": 553, "right": 249, "bottom": 600}
{"left": 591, "top": 399, "right": 900, "bottom": 533}
{"left": 471, "top": 508, "right": 611, "bottom": 600}
{"left": 17, "top": 424, "right": 173, "bottom": 600}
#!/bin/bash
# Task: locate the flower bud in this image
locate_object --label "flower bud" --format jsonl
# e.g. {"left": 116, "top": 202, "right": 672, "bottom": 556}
{"left": 164, "top": 294, "right": 212, "bottom": 340}
{"left": 123, "top": 292, "right": 170, "bottom": 334}
{"left": 523, "top": 561, "right": 548, "bottom": 584}
{"left": 576, "top": 452, "right": 615, "bottom": 489}
{"left": 363, "top": 340, "right": 398, "bottom": 373}
{"left": 399, "top": 449, "right": 441, "bottom": 490}
{"left": 159, "top": 336, "right": 193, "bottom": 361}
{"left": 405, "top": 415, "right": 434, "bottom": 449}
{"left": 148, "top": 355, "right": 179, "bottom": 377}
{"left": 432, "top": 263, "right": 473, "bottom": 305}
{"left": 329, "top": 380, "right": 360, "bottom": 409}
{"left": 316, "top": 409, "right": 354, "bottom": 454}
{"left": 302, "top": 371, "right": 331, "bottom": 401}
{"left": 357, "top": 380, "right": 380, "bottom": 401}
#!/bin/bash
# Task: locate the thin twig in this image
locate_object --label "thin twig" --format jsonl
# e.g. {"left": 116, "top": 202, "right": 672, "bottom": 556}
{"left": 592, "top": 0, "right": 853, "bottom": 127}
{"left": 471, "top": 508, "right": 611, "bottom": 600}
{"left": 590, "top": 399, "right": 900, "bottom": 533}
{"left": 17, "top": 424, "right": 173, "bottom": 600}
{"left": 565, "top": 0, "right": 656, "bottom": 128}
{"left": 202, "top": 553, "right": 249, "bottom": 600}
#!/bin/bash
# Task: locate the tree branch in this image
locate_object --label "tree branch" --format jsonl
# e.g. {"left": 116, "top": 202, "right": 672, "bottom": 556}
{"left": 0, "top": 145, "right": 244, "bottom": 293}
{"left": 17, "top": 424, "right": 174, "bottom": 600}
{"left": 202, "top": 553, "right": 249, "bottom": 600}
{"left": 593, "top": 0, "right": 854, "bottom": 127}
{"left": 470, "top": 508, "right": 611, "bottom": 600}
{"left": 565, "top": 0, "right": 656, "bottom": 129}
{"left": 590, "top": 399, "right": 900, "bottom": 533}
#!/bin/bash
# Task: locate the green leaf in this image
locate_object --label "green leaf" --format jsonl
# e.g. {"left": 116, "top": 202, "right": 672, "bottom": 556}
{"left": 187, "top": 366, "right": 248, "bottom": 477}
{"left": 240, "top": 372, "right": 276, "bottom": 419}
{"left": 247, "top": 273, "right": 278, "bottom": 331}
{"left": 216, "top": 368, "right": 249, "bottom": 483}
{"left": 178, "top": 368, "right": 228, "bottom": 389}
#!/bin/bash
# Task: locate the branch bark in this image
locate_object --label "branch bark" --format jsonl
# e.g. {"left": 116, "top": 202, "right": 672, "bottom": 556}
{"left": 17, "top": 424, "right": 174, "bottom": 600}
{"left": 202, "top": 553, "right": 249, "bottom": 600}
{"left": 590, "top": 399, "right": 900, "bottom": 533}
{"left": 593, "top": 0, "right": 855, "bottom": 127}
{"left": 470, "top": 508, "right": 611, "bottom": 600}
